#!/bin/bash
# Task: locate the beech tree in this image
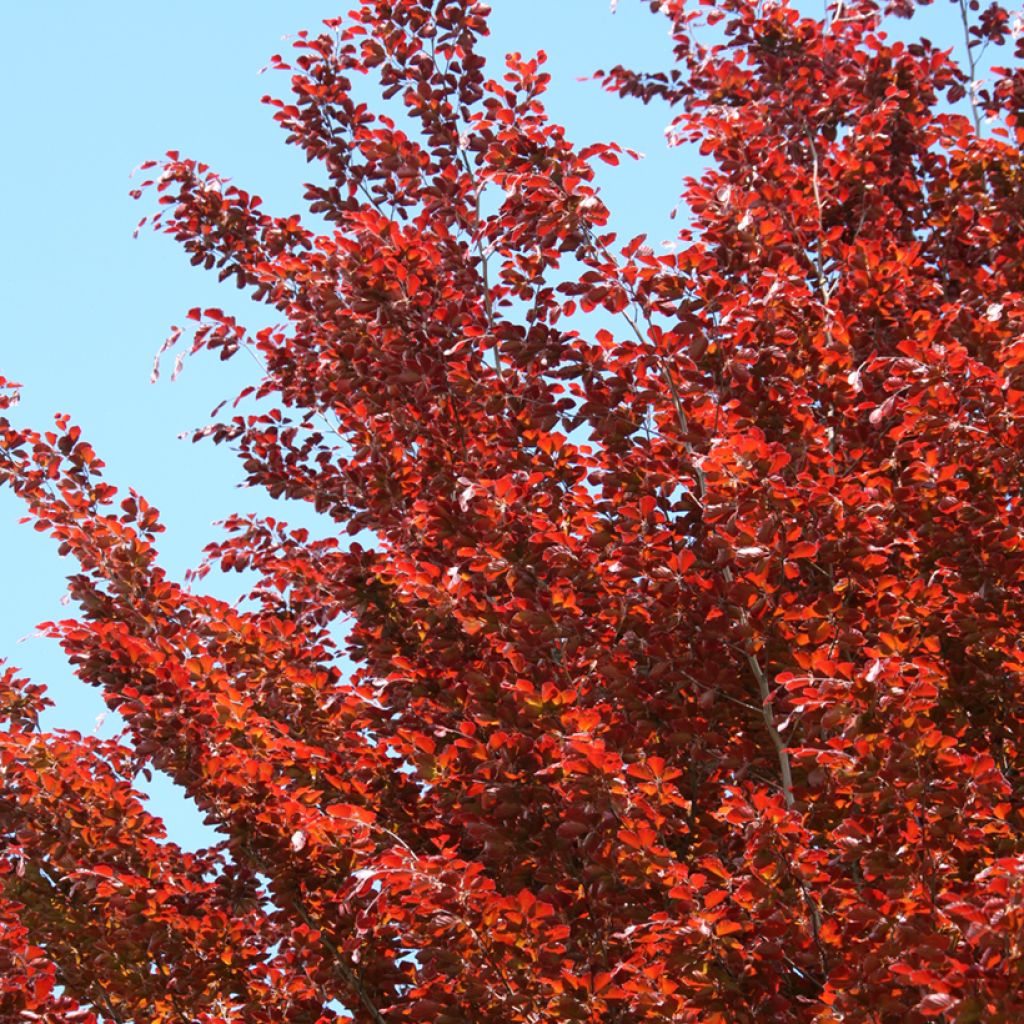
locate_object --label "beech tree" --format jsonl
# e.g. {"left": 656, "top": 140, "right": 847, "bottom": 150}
{"left": 3, "top": 0, "right": 1024, "bottom": 1020}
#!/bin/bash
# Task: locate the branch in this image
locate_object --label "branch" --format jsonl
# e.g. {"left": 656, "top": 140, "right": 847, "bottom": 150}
{"left": 620, "top": 303, "right": 828, "bottom": 973}
{"left": 293, "top": 899, "right": 388, "bottom": 1024}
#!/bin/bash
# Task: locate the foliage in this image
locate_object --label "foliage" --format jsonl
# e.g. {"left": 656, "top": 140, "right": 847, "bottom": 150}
{"left": 3, "top": 1, "right": 1024, "bottom": 1020}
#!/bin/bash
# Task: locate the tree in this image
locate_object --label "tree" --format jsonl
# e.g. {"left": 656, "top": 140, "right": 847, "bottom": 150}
{"left": 2, "top": 0, "right": 1024, "bottom": 1019}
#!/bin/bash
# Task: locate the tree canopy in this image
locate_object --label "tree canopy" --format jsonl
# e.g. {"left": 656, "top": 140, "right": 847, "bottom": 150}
{"left": 3, "top": 1, "right": 1024, "bottom": 1021}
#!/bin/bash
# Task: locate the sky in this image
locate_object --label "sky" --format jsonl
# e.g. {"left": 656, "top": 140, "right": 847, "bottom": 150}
{"left": 0, "top": 1, "right": 971, "bottom": 850}
{"left": 0, "top": 0, "right": 688, "bottom": 850}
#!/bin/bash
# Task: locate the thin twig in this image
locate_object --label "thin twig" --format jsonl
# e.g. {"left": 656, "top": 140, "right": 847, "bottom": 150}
{"left": 958, "top": 0, "right": 984, "bottom": 136}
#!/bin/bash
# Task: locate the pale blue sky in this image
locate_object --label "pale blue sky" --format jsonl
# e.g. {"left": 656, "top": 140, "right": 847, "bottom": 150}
{"left": 0, "top": 1, "right": 685, "bottom": 848}
{"left": 0, "top": 1, "right": 968, "bottom": 849}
